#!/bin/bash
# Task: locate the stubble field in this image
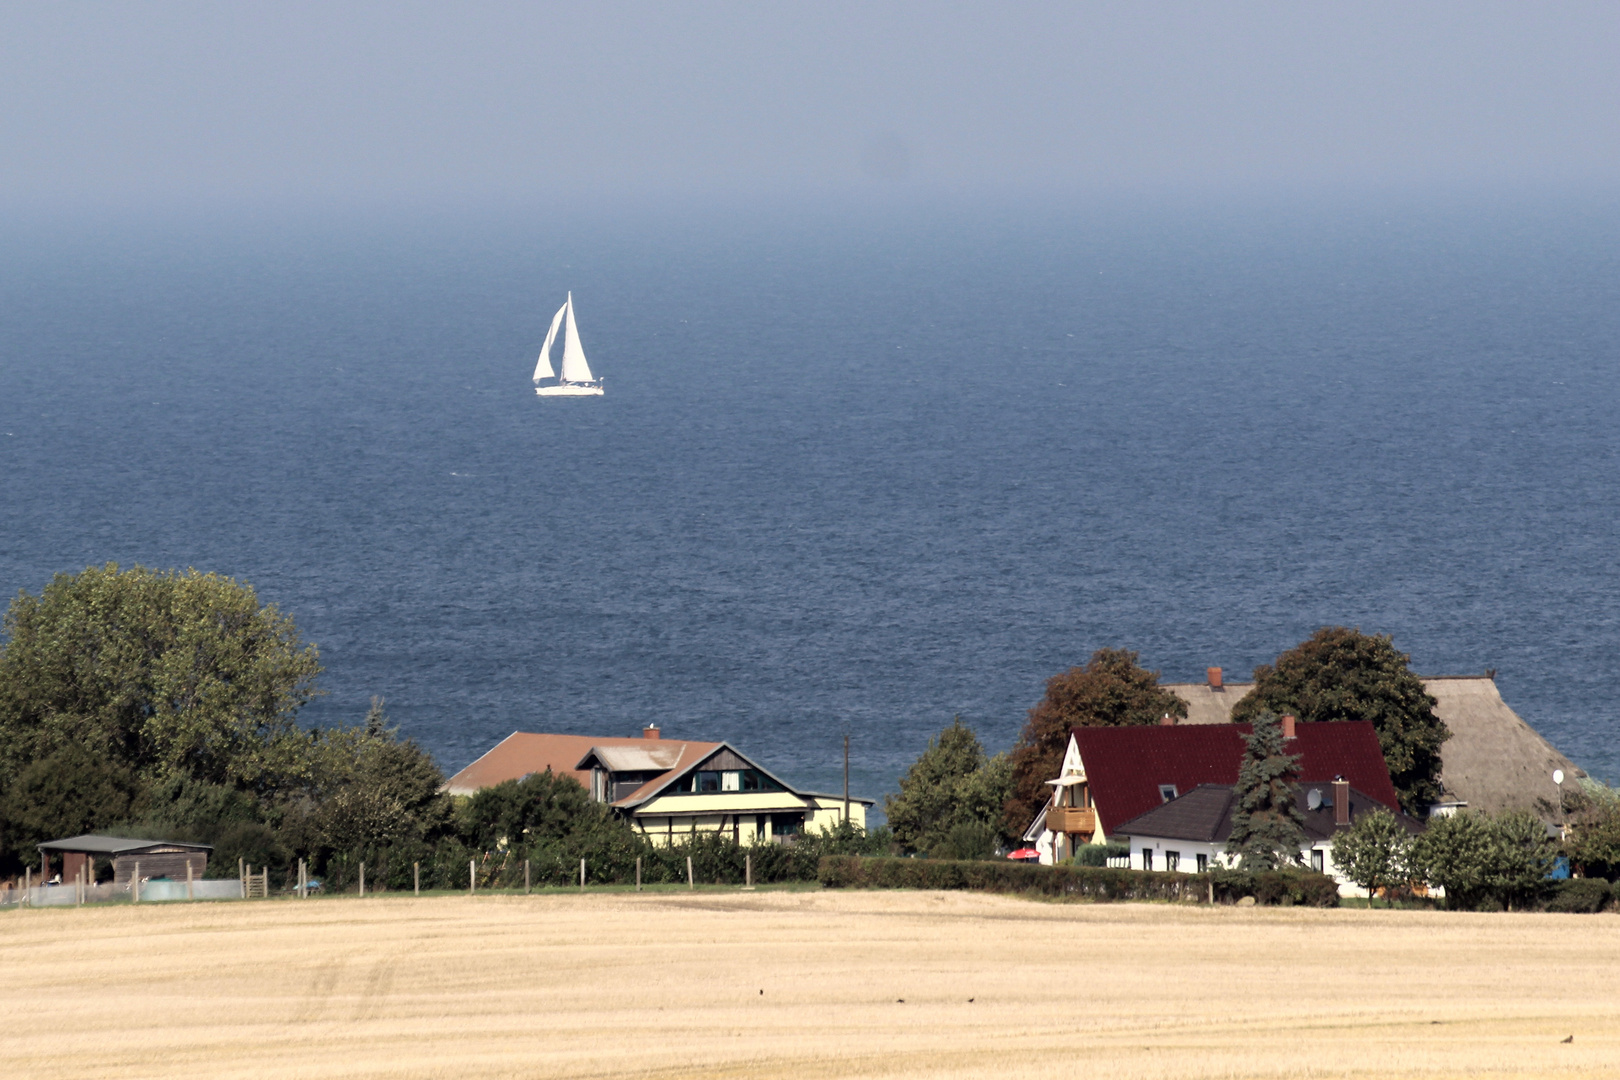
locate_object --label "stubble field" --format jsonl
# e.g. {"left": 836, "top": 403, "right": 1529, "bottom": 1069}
{"left": 1, "top": 888, "right": 1615, "bottom": 1079}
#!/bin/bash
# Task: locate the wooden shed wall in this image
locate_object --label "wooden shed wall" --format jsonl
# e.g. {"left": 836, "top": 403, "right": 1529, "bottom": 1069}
{"left": 113, "top": 851, "right": 208, "bottom": 887}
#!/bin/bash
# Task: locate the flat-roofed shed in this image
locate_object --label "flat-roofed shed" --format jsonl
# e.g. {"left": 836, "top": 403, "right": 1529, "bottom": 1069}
{"left": 38, "top": 835, "right": 212, "bottom": 888}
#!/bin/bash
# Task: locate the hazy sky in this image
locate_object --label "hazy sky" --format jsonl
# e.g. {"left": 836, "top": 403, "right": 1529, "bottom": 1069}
{"left": 3, "top": 2, "right": 1619, "bottom": 209}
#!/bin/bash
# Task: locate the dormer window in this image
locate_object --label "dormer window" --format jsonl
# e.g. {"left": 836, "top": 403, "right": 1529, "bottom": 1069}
{"left": 1158, "top": 784, "right": 1178, "bottom": 803}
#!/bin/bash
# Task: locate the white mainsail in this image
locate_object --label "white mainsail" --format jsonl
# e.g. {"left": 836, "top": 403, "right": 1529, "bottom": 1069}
{"left": 559, "top": 292, "right": 594, "bottom": 384}
{"left": 533, "top": 302, "right": 566, "bottom": 382}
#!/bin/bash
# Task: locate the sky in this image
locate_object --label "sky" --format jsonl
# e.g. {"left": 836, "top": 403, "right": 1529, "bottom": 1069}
{"left": 2, "top": 2, "right": 1619, "bottom": 210}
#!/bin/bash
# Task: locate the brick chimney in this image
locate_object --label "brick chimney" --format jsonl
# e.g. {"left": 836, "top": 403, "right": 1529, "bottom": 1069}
{"left": 1159, "top": 713, "right": 1176, "bottom": 726}
{"left": 1332, "top": 776, "right": 1350, "bottom": 827}
{"left": 1207, "top": 667, "right": 1223, "bottom": 690}
{"left": 1281, "top": 714, "right": 1296, "bottom": 739}
{"left": 642, "top": 723, "right": 661, "bottom": 740}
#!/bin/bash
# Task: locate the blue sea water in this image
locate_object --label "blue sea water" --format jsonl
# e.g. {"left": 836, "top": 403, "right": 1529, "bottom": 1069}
{"left": 2, "top": 193, "right": 1618, "bottom": 804}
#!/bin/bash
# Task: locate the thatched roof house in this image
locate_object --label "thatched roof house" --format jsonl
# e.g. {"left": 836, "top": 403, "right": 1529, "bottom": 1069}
{"left": 1163, "top": 672, "right": 1583, "bottom": 819}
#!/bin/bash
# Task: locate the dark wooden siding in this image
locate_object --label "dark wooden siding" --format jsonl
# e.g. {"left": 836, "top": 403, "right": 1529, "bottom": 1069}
{"left": 113, "top": 850, "right": 208, "bottom": 887}
{"left": 697, "top": 748, "right": 750, "bottom": 772}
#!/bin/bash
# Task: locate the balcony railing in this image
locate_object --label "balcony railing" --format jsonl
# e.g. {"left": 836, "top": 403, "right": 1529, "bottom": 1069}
{"left": 1045, "top": 806, "right": 1095, "bottom": 835}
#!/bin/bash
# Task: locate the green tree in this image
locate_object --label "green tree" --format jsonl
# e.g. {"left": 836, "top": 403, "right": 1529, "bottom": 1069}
{"left": 1567, "top": 789, "right": 1620, "bottom": 881}
{"left": 1231, "top": 628, "right": 1449, "bottom": 814}
{"left": 0, "top": 744, "right": 146, "bottom": 871}
{"left": 1410, "top": 809, "right": 1557, "bottom": 910}
{"left": 1409, "top": 810, "right": 1493, "bottom": 909}
{"left": 0, "top": 564, "right": 323, "bottom": 793}
{"left": 1483, "top": 810, "right": 1558, "bottom": 910}
{"left": 1331, "top": 807, "right": 1414, "bottom": 903}
{"left": 1226, "top": 710, "right": 1308, "bottom": 871}
{"left": 1004, "top": 649, "right": 1186, "bottom": 835}
{"left": 886, "top": 718, "right": 1014, "bottom": 856}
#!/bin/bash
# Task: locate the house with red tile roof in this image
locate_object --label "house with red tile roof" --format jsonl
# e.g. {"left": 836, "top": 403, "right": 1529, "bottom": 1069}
{"left": 1027, "top": 715, "right": 1402, "bottom": 867}
{"left": 443, "top": 724, "right": 873, "bottom": 845}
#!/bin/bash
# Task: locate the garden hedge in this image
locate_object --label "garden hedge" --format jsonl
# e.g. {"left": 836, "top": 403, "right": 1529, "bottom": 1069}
{"left": 817, "top": 855, "right": 1339, "bottom": 906}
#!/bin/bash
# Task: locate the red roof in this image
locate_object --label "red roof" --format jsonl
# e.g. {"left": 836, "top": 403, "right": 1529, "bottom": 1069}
{"left": 1072, "top": 721, "right": 1401, "bottom": 836}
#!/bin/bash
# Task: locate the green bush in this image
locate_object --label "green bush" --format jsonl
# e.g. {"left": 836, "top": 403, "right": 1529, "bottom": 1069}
{"left": 1544, "top": 878, "right": 1612, "bottom": 914}
{"left": 817, "top": 855, "right": 1339, "bottom": 906}
{"left": 1069, "top": 842, "right": 1129, "bottom": 868}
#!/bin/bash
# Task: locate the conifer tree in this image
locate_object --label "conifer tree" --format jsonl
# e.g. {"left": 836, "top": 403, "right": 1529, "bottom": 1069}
{"left": 1225, "top": 710, "right": 1308, "bottom": 870}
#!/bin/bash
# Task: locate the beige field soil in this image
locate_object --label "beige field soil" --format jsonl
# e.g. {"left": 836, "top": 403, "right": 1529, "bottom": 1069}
{"left": 2, "top": 889, "right": 1616, "bottom": 1079}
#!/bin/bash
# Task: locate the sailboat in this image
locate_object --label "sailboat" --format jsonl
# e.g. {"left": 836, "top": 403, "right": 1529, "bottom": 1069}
{"left": 533, "top": 292, "right": 604, "bottom": 396}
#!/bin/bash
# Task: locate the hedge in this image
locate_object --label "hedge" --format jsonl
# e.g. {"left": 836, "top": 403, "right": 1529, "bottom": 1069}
{"left": 817, "top": 856, "right": 1339, "bottom": 906}
{"left": 1544, "top": 878, "right": 1612, "bottom": 914}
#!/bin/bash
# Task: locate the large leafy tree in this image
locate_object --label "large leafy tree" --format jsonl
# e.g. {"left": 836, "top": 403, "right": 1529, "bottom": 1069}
{"left": 0, "top": 564, "right": 323, "bottom": 793}
{"left": 1411, "top": 809, "right": 1557, "bottom": 910}
{"left": 0, "top": 743, "right": 145, "bottom": 868}
{"left": 1331, "top": 807, "right": 1415, "bottom": 902}
{"left": 1004, "top": 648, "right": 1186, "bottom": 835}
{"left": 1226, "top": 710, "right": 1308, "bottom": 871}
{"left": 886, "top": 718, "right": 1013, "bottom": 856}
{"left": 1231, "top": 628, "right": 1449, "bottom": 814}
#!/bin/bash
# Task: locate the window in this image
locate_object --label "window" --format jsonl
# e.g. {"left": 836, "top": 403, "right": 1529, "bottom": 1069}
{"left": 1142, "top": 849, "right": 1154, "bottom": 871}
{"left": 741, "top": 771, "right": 761, "bottom": 792}
{"left": 721, "top": 771, "right": 741, "bottom": 792}
{"left": 1196, "top": 853, "right": 1208, "bottom": 873}
{"left": 1165, "top": 851, "right": 1180, "bottom": 873}
{"left": 1158, "top": 784, "right": 1178, "bottom": 803}
{"left": 1311, "top": 849, "right": 1324, "bottom": 873}
{"left": 697, "top": 771, "right": 721, "bottom": 792}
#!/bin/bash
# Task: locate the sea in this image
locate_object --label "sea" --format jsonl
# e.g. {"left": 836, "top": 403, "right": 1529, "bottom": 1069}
{"left": 3, "top": 190, "right": 1618, "bottom": 807}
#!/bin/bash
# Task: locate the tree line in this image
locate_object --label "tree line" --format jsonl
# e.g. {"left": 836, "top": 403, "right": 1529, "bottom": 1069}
{"left": 0, "top": 565, "right": 884, "bottom": 888}
{"left": 886, "top": 633, "right": 1451, "bottom": 857}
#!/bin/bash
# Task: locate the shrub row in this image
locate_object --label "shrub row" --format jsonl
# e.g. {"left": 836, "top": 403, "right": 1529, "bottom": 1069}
{"left": 817, "top": 856, "right": 1340, "bottom": 906}
{"left": 1543, "top": 878, "right": 1612, "bottom": 914}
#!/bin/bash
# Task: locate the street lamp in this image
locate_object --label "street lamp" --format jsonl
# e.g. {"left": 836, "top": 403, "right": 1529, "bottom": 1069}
{"left": 1553, "top": 769, "right": 1566, "bottom": 839}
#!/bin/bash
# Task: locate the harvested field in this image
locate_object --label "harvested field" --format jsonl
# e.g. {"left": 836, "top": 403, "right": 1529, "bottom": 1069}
{"left": 1, "top": 889, "right": 1615, "bottom": 1079}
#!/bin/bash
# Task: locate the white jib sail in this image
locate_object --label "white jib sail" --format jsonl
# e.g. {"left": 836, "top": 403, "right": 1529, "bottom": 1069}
{"left": 533, "top": 303, "right": 566, "bottom": 381}
{"left": 559, "top": 293, "right": 594, "bottom": 383}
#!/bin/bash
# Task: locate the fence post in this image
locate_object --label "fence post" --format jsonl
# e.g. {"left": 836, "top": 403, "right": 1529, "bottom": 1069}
{"left": 186, "top": 859, "right": 194, "bottom": 901}
{"left": 239, "top": 857, "right": 245, "bottom": 888}
{"left": 414, "top": 862, "right": 420, "bottom": 896}
{"left": 525, "top": 860, "right": 530, "bottom": 894}
{"left": 469, "top": 859, "right": 475, "bottom": 895}
{"left": 636, "top": 856, "right": 642, "bottom": 892}
{"left": 745, "top": 853, "right": 752, "bottom": 888}
{"left": 579, "top": 858, "right": 585, "bottom": 889}
{"left": 76, "top": 868, "right": 82, "bottom": 907}
{"left": 132, "top": 862, "right": 139, "bottom": 904}
{"left": 687, "top": 856, "right": 694, "bottom": 890}
{"left": 359, "top": 862, "right": 365, "bottom": 897}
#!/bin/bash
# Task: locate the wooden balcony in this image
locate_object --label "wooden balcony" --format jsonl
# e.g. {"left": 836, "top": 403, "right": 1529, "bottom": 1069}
{"left": 1045, "top": 807, "right": 1095, "bottom": 835}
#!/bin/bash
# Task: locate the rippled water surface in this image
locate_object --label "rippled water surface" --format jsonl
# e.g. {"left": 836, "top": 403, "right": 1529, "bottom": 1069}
{"left": 3, "top": 195, "right": 1618, "bottom": 800}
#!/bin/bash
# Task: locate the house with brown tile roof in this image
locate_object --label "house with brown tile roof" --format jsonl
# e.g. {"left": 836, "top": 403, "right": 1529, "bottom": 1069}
{"left": 443, "top": 724, "right": 873, "bottom": 845}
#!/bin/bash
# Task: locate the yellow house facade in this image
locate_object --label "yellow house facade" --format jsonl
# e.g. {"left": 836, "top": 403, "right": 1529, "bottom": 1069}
{"left": 444, "top": 725, "right": 871, "bottom": 844}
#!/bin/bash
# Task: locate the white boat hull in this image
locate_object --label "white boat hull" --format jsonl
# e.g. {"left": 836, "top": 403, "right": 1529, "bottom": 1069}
{"left": 535, "top": 382, "right": 604, "bottom": 397}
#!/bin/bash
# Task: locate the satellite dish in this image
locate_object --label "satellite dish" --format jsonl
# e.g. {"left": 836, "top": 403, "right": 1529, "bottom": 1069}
{"left": 1307, "top": 788, "right": 1323, "bottom": 811}
{"left": 1553, "top": 769, "right": 1565, "bottom": 786}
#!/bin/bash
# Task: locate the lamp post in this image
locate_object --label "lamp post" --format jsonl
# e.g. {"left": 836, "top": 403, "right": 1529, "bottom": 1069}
{"left": 1553, "top": 769, "right": 1566, "bottom": 840}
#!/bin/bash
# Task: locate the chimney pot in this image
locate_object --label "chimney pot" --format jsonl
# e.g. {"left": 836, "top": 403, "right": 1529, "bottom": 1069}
{"left": 1207, "top": 667, "right": 1223, "bottom": 690}
{"left": 642, "top": 724, "right": 660, "bottom": 741}
{"left": 1281, "top": 714, "right": 1296, "bottom": 739}
{"left": 1332, "top": 777, "right": 1351, "bottom": 827}
{"left": 1159, "top": 713, "right": 1176, "bottom": 726}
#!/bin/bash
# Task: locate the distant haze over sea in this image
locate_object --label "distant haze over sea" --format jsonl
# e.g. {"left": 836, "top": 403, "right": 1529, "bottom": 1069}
{"left": 3, "top": 192, "right": 1618, "bottom": 804}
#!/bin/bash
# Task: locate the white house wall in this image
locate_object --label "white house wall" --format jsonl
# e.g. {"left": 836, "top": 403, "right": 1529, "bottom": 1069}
{"left": 1127, "top": 834, "right": 1368, "bottom": 898}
